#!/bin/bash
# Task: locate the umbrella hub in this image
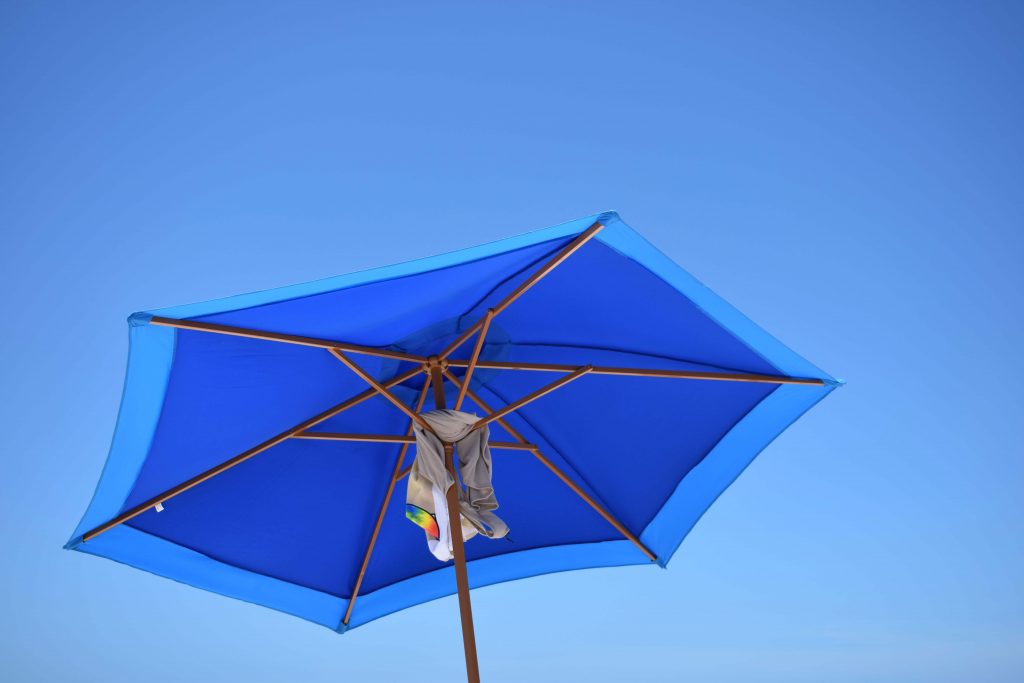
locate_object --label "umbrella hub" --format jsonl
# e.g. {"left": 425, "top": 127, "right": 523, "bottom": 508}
{"left": 379, "top": 315, "right": 513, "bottom": 394}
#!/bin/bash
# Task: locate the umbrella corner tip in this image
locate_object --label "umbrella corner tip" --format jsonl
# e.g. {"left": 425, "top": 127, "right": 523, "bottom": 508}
{"left": 128, "top": 312, "right": 153, "bottom": 327}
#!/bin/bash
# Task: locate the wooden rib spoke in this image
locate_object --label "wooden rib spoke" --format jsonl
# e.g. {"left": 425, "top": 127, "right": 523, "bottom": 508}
{"left": 343, "top": 376, "right": 434, "bottom": 626}
{"left": 331, "top": 349, "right": 434, "bottom": 432}
{"left": 445, "top": 358, "right": 825, "bottom": 386}
{"left": 294, "top": 432, "right": 416, "bottom": 444}
{"left": 438, "top": 221, "right": 604, "bottom": 359}
{"left": 472, "top": 365, "right": 592, "bottom": 430}
{"left": 294, "top": 432, "right": 536, "bottom": 452}
{"left": 454, "top": 308, "right": 493, "bottom": 410}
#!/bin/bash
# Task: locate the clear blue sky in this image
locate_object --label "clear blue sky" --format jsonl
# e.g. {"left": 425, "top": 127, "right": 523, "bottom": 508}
{"left": 2, "top": 2, "right": 1021, "bottom": 682}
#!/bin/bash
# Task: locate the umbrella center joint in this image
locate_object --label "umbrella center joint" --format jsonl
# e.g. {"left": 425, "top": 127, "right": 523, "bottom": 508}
{"left": 423, "top": 355, "right": 449, "bottom": 373}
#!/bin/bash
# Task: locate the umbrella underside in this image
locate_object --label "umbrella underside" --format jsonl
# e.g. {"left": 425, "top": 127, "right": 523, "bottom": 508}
{"left": 68, "top": 212, "right": 836, "bottom": 667}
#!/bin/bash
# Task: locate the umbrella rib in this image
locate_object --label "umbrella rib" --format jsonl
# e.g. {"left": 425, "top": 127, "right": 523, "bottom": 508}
{"left": 294, "top": 432, "right": 535, "bottom": 452}
{"left": 80, "top": 365, "right": 424, "bottom": 543}
{"left": 446, "top": 358, "right": 825, "bottom": 386}
{"left": 438, "top": 221, "right": 604, "bottom": 359}
{"left": 295, "top": 432, "right": 417, "bottom": 444}
{"left": 479, "top": 381, "right": 615, "bottom": 513}
{"left": 472, "top": 365, "right": 593, "bottom": 430}
{"left": 454, "top": 308, "right": 493, "bottom": 410}
{"left": 342, "top": 375, "right": 434, "bottom": 627}
{"left": 149, "top": 316, "right": 426, "bottom": 363}
{"left": 443, "top": 370, "right": 657, "bottom": 562}
{"left": 330, "top": 349, "right": 434, "bottom": 433}
{"left": 501, "top": 340, "right": 766, "bottom": 374}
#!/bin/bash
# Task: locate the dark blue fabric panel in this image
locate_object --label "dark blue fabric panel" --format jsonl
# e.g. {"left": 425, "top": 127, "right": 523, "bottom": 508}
{"left": 470, "top": 345, "right": 776, "bottom": 534}
{"left": 453, "top": 240, "right": 780, "bottom": 375}
{"left": 127, "top": 382, "right": 621, "bottom": 598}
{"left": 123, "top": 329, "right": 396, "bottom": 510}
{"left": 192, "top": 238, "right": 572, "bottom": 351}
{"left": 128, "top": 433, "right": 405, "bottom": 597}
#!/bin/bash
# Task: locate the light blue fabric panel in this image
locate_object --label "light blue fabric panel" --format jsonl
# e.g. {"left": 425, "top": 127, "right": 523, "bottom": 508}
{"left": 145, "top": 213, "right": 615, "bottom": 322}
{"left": 595, "top": 220, "right": 834, "bottom": 381}
{"left": 640, "top": 382, "right": 836, "bottom": 563}
{"left": 347, "top": 539, "right": 649, "bottom": 630}
{"left": 76, "top": 524, "right": 347, "bottom": 629}
{"left": 68, "top": 320, "right": 176, "bottom": 546}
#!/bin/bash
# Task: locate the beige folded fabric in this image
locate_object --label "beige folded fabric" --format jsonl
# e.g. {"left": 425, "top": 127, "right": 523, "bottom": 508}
{"left": 406, "top": 409, "right": 510, "bottom": 561}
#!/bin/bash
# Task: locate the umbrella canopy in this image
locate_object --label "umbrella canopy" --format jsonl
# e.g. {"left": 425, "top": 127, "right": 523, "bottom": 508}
{"left": 67, "top": 211, "right": 838, "bottom": 678}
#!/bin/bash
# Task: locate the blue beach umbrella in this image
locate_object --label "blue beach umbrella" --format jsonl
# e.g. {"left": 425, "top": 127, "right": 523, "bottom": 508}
{"left": 67, "top": 212, "right": 838, "bottom": 681}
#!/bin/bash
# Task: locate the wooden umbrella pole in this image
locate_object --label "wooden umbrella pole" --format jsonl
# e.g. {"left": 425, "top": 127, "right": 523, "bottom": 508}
{"left": 149, "top": 316, "right": 425, "bottom": 363}
{"left": 430, "top": 363, "right": 481, "bottom": 683}
{"left": 81, "top": 365, "right": 424, "bottom": 542}
{"left": 443, "top": 370, "right": 657, "bottom": 562}
{"left": 342, "top": 377, "right": 434, "bottom": 626}
{"left": 431, "top": 362, "right": 447, "bottom": 410}
{"left": 444, "top": 442, "right": 481, "bottom": 683}
{"left": 438, "top": 221, "right": 604, "bottom": 359}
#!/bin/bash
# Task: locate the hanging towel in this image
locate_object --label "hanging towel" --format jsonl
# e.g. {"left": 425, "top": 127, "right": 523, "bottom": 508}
{"left": 406, "top": 409, "right": 510, "bottom": 561}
